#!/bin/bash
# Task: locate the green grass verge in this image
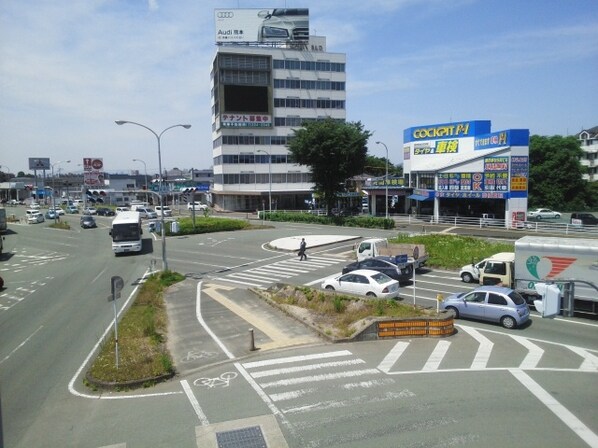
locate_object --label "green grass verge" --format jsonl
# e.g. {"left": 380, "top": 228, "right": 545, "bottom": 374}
{"left": 86, "top": 271, "right": 184, "bottom": 387}
{"left": 165, "top": 216, "right": 252, "bottom": 236}
{"left": 262, "top": 211, "right": 395, "bottom": 229}
{"left": 390, "top": 234, "right": 514, "bottom": 269}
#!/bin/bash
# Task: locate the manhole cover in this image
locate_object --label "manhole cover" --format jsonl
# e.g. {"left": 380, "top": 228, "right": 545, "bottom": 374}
{"left": 216, "top": 425, "right": 267, "bottom": 448}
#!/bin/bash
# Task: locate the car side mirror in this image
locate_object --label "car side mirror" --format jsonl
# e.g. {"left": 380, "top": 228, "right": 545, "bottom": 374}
{"left": 108, "top": 230, "right": 112, "bottom": 236}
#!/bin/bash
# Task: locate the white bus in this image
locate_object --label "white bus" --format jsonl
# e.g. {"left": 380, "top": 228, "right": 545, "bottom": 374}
{"left": 109, "top": 211, "right": 143, "bottom": 254}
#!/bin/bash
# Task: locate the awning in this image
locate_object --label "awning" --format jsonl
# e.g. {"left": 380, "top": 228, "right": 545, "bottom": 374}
{"left": 408, "top": 194, "right": 431, "bottom": 201}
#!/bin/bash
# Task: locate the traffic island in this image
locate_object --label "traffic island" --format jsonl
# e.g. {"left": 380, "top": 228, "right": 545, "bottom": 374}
{"left": 253, "top": 283, "right": 455, "bottom": 343}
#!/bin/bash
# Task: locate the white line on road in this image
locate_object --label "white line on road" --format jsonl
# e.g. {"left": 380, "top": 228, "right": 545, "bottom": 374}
{"left": 180, "top": 380, "right": 209, "bottom": 426}
{"left": 243, "top": 350, "right": 353, "bottom": 369}
{"left": 510, "top": 368, "right": 598, "bottom": 447}
{"left": 259, "top": 369, "right": 380, "bottom": 388}
{"left": 0, "top": 325, "right": 43, "bottom": 365}
{"left": 250, "top": 359, "right": 366, "bottom": 378}
{"left": 459, "top": 326, "right": 494, "bottom": 369}
{"left": 511, "top": 335, "right": 544, "bottom": 369}
{"left": 422, "top": 340, "right": 451, "bottom": 371}
{"left": 377, "top": 341, "right": 409, "bottom": 373}
{"left": 196, "top": 281, "right": 235, "bottom": 359}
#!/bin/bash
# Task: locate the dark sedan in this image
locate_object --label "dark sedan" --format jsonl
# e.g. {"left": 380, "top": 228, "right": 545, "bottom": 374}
{"left": 80, "top": 216, "right": 97, "bottom": 228}
{"left": 96, "top": 207, "right": 115, "bottom": 216}
{"left": 342, "top": 256, "right": 413, "bottom": 282}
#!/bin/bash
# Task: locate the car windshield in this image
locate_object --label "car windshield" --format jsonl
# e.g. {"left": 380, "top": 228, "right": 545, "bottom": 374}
{"left": 370, "top": 272, "right": 392, "bottom": 284}
{"left": 508, "top": 291, "right": 526, "bottom": 305}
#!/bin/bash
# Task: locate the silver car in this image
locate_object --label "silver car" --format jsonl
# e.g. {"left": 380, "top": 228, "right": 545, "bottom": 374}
{"left": 441, "top": 285, "right": 530, "bottom": 329}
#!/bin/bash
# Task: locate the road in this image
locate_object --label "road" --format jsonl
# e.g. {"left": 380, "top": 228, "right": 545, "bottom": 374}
{"left": 0, "top": 212, "right": 597, "bottom": 447}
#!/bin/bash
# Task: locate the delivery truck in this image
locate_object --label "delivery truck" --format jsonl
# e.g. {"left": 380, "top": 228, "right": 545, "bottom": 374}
{"left": 479, "top": 236, "right": 598, "bottom": 316}
{"left": 355, "top": 238, "right": 428, "bottom": 273}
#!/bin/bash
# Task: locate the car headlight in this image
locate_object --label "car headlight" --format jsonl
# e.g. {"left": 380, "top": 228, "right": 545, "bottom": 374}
{"left": 262, "top": 26, "right": 289, "bottom": 39}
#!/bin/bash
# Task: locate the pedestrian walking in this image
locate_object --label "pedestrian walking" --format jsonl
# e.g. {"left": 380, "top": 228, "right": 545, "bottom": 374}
{"left": 298, "top": 238, "right": 307, "bottom": 261}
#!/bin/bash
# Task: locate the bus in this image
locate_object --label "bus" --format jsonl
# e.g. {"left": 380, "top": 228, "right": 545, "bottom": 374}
{"left": 109, "top": 211, "right": 143, "bottom": 254}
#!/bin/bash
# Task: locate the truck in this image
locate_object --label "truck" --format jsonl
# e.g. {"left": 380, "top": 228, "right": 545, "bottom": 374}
{"left": 355, "top": 238, "right": 429, "bottom": 274}
{"left": 479, "top": 236, "right": 598, "bottom": 316}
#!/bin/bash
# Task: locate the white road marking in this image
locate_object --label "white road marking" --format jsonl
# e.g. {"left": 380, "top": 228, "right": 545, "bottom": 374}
{"left": 258, "top": 369, "right": 380, "bottom": 388}
{"left": 511, "top": 335, "right": 544, "bottom": 369}
{"left": 565, "top": 346, "right": 598, "bottom": 371}
{"left": 422, "top": 340, "right": 451, "bottom": 371}
{"left": 459, "top": 326, "right": 493, "bottom": 369}
{"left": 195, "top": 281, "right": 235, "bottom": 359}
{"left": 510, "top": 368, "right": 598, "bottom": 447}
{"left": 250, "top": 359, "right": 366, "bottom": 378}
{"left": 243, "top": 350, "right": 353, "bottom": 369}
{"left": 377, "top": 341, "right": 409, "bottom": 373}
{"left": 0, "top": 325, "right": 43, "bottom": 365}
{"left": 180, "top": 380, "right": 209, "bottom": 426}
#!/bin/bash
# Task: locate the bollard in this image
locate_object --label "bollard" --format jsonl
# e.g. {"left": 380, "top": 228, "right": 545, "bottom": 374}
{"left": 249, "top": 328, "right": 256, "bottom": 351}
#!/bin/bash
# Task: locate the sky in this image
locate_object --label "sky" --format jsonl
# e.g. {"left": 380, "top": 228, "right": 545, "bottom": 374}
{"left": 1, "top": 0, "right": 597, "bottom": 176}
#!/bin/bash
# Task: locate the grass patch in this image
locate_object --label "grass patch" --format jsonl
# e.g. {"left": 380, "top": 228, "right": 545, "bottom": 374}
{"left": 263, "top": 211, "right": 394, "bottom": 229}
{"left": 390, "top": 234, "right": 514, "bottom": 269}
{"left": 87, "top": 270, "right": 183, "bottom": 386}
{"left": 165, "top": 216, "right": 252, "bottom": 236}
{"left": 49, "top": 221, "right": 71, "bottom": 230}
{"left": 268, "top": 285, "right": 429, "bottom": 338}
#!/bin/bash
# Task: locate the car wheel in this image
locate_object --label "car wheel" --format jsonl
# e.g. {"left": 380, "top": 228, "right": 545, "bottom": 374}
{"left": 501, "top": 316, "right": 517, "bottom": 329}
{"left": 555, "top": 214, "right": 561, "bottom": 219}
{"left": 536, "top": 215, "right": 542, "bottom": 220}
{"left": 366, "top": 292, "right": 377, "bottom": 297}
{"left": 325, "top": 285, "right": 335, "bottom": 291}
{"left": 445, "top": 306, "right": 459, "bottom": 318}
{"left": 461, "top": 272, "right": 474, "bottom": 283}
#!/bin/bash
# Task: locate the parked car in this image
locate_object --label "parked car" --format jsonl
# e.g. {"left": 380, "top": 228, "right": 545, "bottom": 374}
{"left": 80, "top": 215, "right": 97, "bottom": 228}
{"left": 527, "top": 208, "right": 561, "bottom": 220}
{"left": 570, "top": 212, "right": 598, "bottom": 226}
{"left": 27, "top": 211, "right": 45, "bottom": 224}
{"left": 155, "top": 206, "right": 172, "bottom": 217}
{"left": 342, "top": 257, "right": 413, "bottom": 283}
{"left": 321, "top": 269, "right": 400, "bottom": 299}
{"left": 115, "top": 207, "right": 130, "bottom": 214}
{"left": 66, "top": 205, "right": 79, "bottom": 214}
{"left": 96, "top": 207, "right": 115, "bottom": 216}
{"left": 45, "top": 210, "right": 58, "bottom": 220}
{"left": 83, "top": 207, "right": 97, "bottom": 215}
{"left": 187, "top": 202, "right": 208, "bottom": 211}
{"left": 440, "top": 285, "right": 530, "bottom": 329}
{"left": 48, "top": 207, "right": 65, "bottom": 216}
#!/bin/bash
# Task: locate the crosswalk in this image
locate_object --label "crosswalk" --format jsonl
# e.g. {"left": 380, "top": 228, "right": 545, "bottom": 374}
{"left": 237, "top": 329, "right": 598, "bottom": 417}
{"left": 212, "top": 255, "right": 344, "bottom": 289}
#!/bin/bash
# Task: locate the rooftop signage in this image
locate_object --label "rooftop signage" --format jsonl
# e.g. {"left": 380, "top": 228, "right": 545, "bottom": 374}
{"left": 214, "top": 8, "right": 309, "bottom": 44}
{"left": 403, "top": 120, "right": 491, "bottom": 143}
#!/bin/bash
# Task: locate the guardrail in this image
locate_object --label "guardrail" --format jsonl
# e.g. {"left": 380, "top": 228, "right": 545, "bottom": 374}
{"left": 394, "top": 214, "right": 598, "bottom": 237}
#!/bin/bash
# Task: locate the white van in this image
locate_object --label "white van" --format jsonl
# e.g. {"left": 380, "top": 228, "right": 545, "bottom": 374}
{"left": 135, "top": 207, "right": 157, "bottom": 219}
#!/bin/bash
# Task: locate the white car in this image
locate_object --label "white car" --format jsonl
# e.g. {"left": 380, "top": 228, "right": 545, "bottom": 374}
{"left": 187, "top": 202, "right": 208, "bottom": 211}
{"left": 527, "top": 208, "right": 561, "bottom": 220}
{"left": 27, "top": 211, "right": 45, "bottom": 223}
{"left": 83, "top": 207, "right": 97, "bottom": 215}
{"left": 321, "top": 269, "right": 400, "bottom": 299}
{"left": 48, "top": 207, "right": 65, "bottom": 216}
{"left": 136, "top": 207, "right": 158, "bottom": 219}
{"left": 155, "top": 206, "right": 172, "bottom": 217}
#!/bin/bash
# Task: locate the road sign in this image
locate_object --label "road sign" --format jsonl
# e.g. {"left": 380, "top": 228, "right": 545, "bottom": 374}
{"left": 110, "top": 276, "right": 124, "bottom": 300}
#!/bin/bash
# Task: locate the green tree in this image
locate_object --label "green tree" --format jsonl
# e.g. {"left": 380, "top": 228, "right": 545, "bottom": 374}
{"left": 288, "top": 118, "right": 372, "bottom": 213}
{"left": 529, "top": 135, "right": 587, "bottom": 210}
{"left": 364, "top": 155, "right": 403, "bottom": 177}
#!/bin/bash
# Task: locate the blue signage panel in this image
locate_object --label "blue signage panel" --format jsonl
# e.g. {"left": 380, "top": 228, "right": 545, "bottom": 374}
{"left": 404, "top": 120, "right": 491, "bottom": 143}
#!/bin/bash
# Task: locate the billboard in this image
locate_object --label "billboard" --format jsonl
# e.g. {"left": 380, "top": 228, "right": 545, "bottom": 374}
{"left": 214, "top": 8, "right": 309, "bottom": 44}
{"left": 83, "top": 157, "right": 105, "bottom": 187}
{"left": 29, "top": 157, "right": 50, "bottom": 170}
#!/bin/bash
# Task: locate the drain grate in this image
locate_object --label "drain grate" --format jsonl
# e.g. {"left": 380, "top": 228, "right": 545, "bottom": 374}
{"left": 216, "top": 425, "right": 267, "bottom": 448}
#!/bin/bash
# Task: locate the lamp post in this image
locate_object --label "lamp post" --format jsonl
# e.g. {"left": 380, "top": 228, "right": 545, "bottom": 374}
{"left": 256, "top": 149, "right": 272, "bottom": 215}
{"left": 115, "top": 120, "right": 191, "bottom": 272}
{"left": 376, "top": 141, "right": 389, "bottom": 220}
{"left": 132, "top": 158, "right": 149, "bottom": 204}
{"left": 51, "top": 160, "right": 71, "bottom": 223}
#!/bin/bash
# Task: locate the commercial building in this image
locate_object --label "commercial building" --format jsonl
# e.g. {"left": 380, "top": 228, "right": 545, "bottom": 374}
{"left": 210, "top": 8, "right": 346, "bottom": 211}
{"left": 403, "top": 120, "right": 530, "bottom": 227}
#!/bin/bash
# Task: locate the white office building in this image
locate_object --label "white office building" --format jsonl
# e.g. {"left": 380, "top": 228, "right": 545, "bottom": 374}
{"left": 210, "top": 23, "right": 346, "bottom": 211}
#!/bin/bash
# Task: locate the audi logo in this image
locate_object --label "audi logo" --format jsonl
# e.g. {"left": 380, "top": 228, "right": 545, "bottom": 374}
{"left": 217, "top": 11, "right": 234, "bottom": 18}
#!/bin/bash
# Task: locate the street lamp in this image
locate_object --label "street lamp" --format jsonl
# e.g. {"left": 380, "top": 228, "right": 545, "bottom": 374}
{"left": 115, "top": 120, "right": 191, "bottom": 272}
{"left": 132, "top": 158, "right": 149, "bottom": 203}
{"left": 376, "top": 141, "right": 389, "bottom": 220}
{"left": 51, "top": 160, "right": 71, "bottom": 223}
{"left": 256, "top": 149, "right": 272, "bottom": 214}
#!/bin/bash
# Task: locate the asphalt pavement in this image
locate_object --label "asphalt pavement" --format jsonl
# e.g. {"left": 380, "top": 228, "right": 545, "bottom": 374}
{"left": 164, "top": 234, "right": 359, "bottom": 375}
